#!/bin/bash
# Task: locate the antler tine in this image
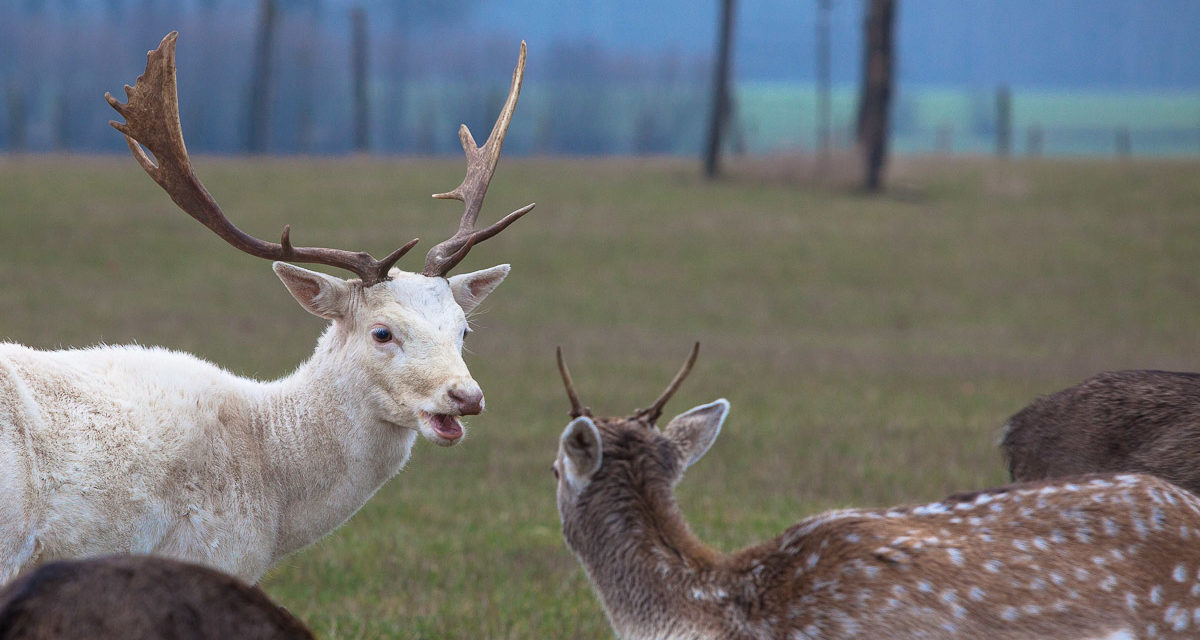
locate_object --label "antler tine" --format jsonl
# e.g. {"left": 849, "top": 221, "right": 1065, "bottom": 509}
{"left": 107, "top": 32, "right": 418, "bottom": 287}
{"left": 423, "top": 41, "right": 536, "bottom": 278}
{"left": 634, "top": 342, "right": 701, "bottom": 426}
{"left": 556, "top": 346, "right": 591, "bottom": 419}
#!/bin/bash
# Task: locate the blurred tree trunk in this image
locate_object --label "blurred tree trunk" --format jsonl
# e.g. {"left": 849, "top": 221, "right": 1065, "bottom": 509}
{"left": 703, "top": 0, "right": 736, "bottom": 179}
{"left": 816, "top": 0, "right": 832, "bottom": 169}
{"left": 995, "top": 84, "right": 1012, "bottom": 157}
{"left": 856, "top": 0, "right": 895, "bottom": 192}
{"left": 351, "top": 7, "right": 369, "bottom": 153}
{"left": 295, "top": 11, "right": 318, "bottom": 154}
{"left": 246, "top": 0, "right": 278, "bottom": 154}
{"left": 52, "top": 96, "right": 70, "bottom": 151}
{"left": 5, "top": 85, "right": 26, "bottom": 152}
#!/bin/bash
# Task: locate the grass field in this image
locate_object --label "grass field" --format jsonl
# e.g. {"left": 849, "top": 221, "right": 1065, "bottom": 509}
{"left": 2, "top": 154, "right": 1200, "bottom": 638}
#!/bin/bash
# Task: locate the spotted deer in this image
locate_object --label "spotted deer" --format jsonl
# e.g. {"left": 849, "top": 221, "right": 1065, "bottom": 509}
{"left": 0, "top": 555, "right": 313, "bottom": 639}
{"left": 553, "top": 345, "right": 1200, "bottom": 639}
{"left": 0, "top": 32, "right": 533, "bottom": 583}
{"left": 1003, "top": 370, "right": 1200, "bottom": 495}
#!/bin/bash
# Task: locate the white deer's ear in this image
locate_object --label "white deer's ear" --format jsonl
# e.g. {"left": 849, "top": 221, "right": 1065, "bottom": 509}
{"left": 273, "top": 262, "right": 352, "bottom": 320}
{"left": 448, "top": 264, "right": 510, "bottom": 314}
{"left": 561, "top": 417, "right": 602, "bottom": 487}
{"left": 663, "top": 399, "right": 729, "bottom": 469}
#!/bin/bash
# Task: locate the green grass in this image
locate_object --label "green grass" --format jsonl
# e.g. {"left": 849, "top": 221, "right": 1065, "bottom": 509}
{"left": 2, "top": 154, "right": 1200, "bottom": 637}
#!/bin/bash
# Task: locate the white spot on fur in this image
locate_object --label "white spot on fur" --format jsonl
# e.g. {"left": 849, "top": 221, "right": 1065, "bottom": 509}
{"left": 913, "top": 502, "right": 949, "bottom": 516}
{"left": 1166, "top": 604, "right": 1189, "bottom": 631}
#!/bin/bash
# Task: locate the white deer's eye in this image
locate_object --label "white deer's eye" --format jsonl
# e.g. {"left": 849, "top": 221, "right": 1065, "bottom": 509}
{"left": 370, "top": 327, "right": 392, "bottom": 343}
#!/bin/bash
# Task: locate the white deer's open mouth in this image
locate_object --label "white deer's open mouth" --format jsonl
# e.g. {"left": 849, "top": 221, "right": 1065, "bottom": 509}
{"left": 418, "top": 411, "right": 464, "bottom": 445}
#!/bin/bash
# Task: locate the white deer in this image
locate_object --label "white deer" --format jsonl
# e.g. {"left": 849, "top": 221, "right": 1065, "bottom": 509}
{"left": 553, "top": 344, "right": 1200, "bottom": 640}
{"left": 0, "top": 32, "right": 534, "bottom": 584}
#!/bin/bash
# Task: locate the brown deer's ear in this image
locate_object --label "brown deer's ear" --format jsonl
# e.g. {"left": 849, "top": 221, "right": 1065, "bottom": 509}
{"left": 663, "top": 399, "right": 729, "bottom": 470}
{"left": 561, "top": 417, "right": 602, "bottom": 487}
{"left": 274, "top": 262, "right": 353, "bottom": 320}
{"left": 448, "top": 264, "right": 510, "bottom": 314}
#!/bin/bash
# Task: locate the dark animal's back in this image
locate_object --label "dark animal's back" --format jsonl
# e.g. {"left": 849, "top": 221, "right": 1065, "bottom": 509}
{"left": 0, "top": 555, "right": 313, "bottom": 640}
{"left": 1002, "top": 370, "right": 1200, "bottom": 492}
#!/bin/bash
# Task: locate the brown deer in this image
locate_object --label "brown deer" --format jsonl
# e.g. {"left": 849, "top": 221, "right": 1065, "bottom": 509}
{"left": 1, "top": 32, "right": 533, "bottom": 583}
{"left": 554, "top": 345, "right": 1200, "bottom": 640}
{"left": 0, "top": 555, "right": 313, "bottom": 639}
{"left": 1003, "top": 370, "right": 1200, "bottom": 494}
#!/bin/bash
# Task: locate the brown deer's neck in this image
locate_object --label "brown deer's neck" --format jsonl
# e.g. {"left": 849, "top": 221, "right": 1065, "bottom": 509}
{"left": 568, "top": 473, "right": 726, "bottom": 638}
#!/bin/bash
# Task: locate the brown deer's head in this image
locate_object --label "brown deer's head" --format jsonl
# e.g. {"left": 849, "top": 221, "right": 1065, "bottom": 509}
{"left": 551, "top": 345, "right": 729, "bottom": 590}
{"left": 553, "top": 342, "right": 727, "bottom": 498}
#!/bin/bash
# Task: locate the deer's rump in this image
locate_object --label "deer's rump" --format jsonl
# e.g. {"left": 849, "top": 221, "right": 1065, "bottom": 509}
{"left": 0, "top": 555, "right": 314, "bottom": 639}
{"left": 1002, "top": 369, "right": 1200, "bottom": 493}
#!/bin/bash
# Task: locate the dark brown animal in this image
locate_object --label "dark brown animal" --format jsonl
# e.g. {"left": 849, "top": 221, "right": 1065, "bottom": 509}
{"left": 1002, "top": 370, "right": 1200, "bottom": 492}
{"left": 554, "top": 346, "right": 1200, "bottom": 640}
{"left": 0, "top": 555, "right": 313, "bottom": 639}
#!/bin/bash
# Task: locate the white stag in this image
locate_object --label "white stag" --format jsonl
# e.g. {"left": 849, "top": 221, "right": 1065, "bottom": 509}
{"left": 0, "top": 32, "right": 533, "bottom": 584}
{"left": 553, "top": 345, "right": 1200, "bottom": 640}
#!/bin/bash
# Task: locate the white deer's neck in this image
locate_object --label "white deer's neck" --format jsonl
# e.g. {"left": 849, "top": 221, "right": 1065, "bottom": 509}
{"left": 569, "top": 480, "right": 723, "bottom": 639}
{"left": 251, "top": 327, "right": 417, "bottom": 559}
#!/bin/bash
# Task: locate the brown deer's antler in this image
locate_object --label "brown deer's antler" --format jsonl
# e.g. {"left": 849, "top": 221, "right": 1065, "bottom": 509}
{"left": 106, "top": 32, "right": 418, "bottom": 287}
{"left": 423, "top": 41, "right": 536, "bottom": 278}
{"left": 556, "top": 346, "right": 592, "bottom": 419}
{"left": 633, "top": 342, "right": 700, "bottom": 426}
{"left": 556, "top": 343, "right": 701, "bottom": 425}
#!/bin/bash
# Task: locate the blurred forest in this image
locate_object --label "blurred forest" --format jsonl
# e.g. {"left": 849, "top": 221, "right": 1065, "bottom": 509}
{"left": 1, "top": 0, "right": 1198, "bottom": 156}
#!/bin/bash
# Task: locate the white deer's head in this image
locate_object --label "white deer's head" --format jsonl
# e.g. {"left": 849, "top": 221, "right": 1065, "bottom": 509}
{"left": 106, "top": 32, "right": 533, "bottom": 446}
{"left": 276, "top": 263, "right": 510, "bottom": 445}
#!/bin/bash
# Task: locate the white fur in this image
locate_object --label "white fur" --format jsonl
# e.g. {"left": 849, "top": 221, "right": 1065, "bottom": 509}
{"left": 0, "top": 264, "right": 507, "bottom": 584}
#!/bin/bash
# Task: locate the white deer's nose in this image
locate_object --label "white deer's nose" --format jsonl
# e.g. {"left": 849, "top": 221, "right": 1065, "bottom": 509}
{"left": 446, "top": 380, "right": 485, "bottom": 416}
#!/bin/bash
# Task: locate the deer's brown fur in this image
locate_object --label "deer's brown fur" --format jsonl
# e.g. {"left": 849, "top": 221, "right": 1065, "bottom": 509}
{"left": 1003, "top": 369, "right": 1200, "bottom": 492}
{"left": 0, "top": 555, "right": 313, "bottom": 639}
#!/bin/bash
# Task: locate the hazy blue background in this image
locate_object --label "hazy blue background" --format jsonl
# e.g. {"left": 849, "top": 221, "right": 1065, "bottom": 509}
{"left": 2, "top": 0, "right": 1198, "bottom": 155}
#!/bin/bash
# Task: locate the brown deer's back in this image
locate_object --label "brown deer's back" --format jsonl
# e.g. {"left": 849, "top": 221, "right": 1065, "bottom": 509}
{"left": 0, "top": 555, "right": 313, "bottom": 640}
{"left": 1003, "top": 370, "right": 1200, "bottom": 491}
{"left": 719, "top": 474, "right": 1200, "bottom": 639}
